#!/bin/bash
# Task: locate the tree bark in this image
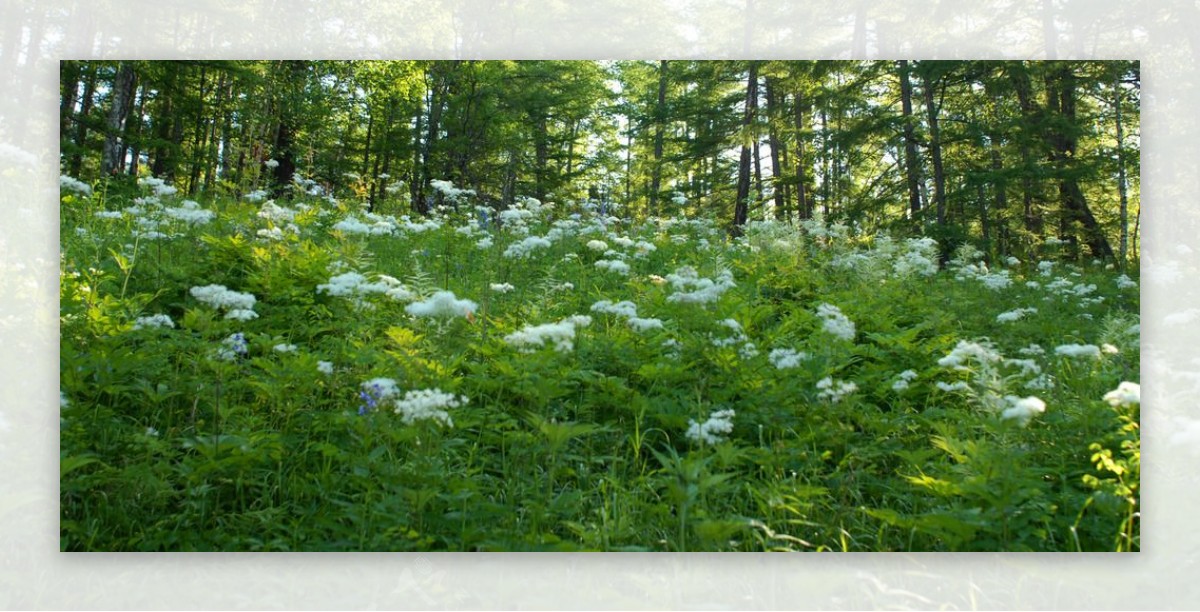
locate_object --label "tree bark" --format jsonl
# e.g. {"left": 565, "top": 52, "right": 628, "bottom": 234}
{"left": 765, "top": 76, "right": 787, "bottom": 220}
{"left": 898, "top": 60, "right": 922, "bottom": 221}
{"left": 1114, "top": 72, "right": 1130, "bottom": 264}
{"left": 649, "top": 60, "right": 668, "bottom": 216}
{"left": 732, "top": 62, "right": 758, "bottom": 233}
{"left": 1046, "top": 64, "right": 1115, "bottom": 260}
{"left": 794, "top": 90, "right": 809, "bottom": 219}
{"left": 69, "top": 65, "right": 96, "bottom": 176}
{"left": 920, "top": 65, "right": 946, "bottom": 232}
{"left": 100, "top": 61, "right": 137, "bottom": 176}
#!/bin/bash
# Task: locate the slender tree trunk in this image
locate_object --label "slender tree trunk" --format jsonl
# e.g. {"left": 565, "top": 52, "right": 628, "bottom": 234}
{"left": 363, "top": 100, "right": 374, "bottom": 177}
{"left": 753, "top": 130, "right": 763, "bottom": 209}
{"left": 1009, "top": 63, "right": 1042, "bottom": 238}
{"left": 648, "top": 61, "right": 669, "bottom": 216}
{"left": 921, "top": 66, "right": 946, "bottom": 233}
{"left": 101, "top": 61, "right": 136, "bottom": 176}
{"left": 188, "top": 65, "right": 209, "bottom": 194}
{"left": 898, "top": 60, "right": 922, "bottom": 221}
{"left": 203, "top": 70, "right": 226, "bottom": 192}
{"left": 624, "top": 126, "right": 633, "bottom": 205}
{"left": 60, "top": 61, "right": 81, "bottom": 144}
{"left": 533, "top": 112, "right": 549, "bottom": 202}
{"left": 69, "top": 64, "right": 97, "bottom": 177}
{"left": 566, "top": 120, "right": 577, "bottom": 179}
{"left": 820, "top": 104, "right": 830, "bottom": 216}
{"left": 410, "top": 93, "right": 424, "bottom": 210}
{"left": 794, "top": 91, "right": 809, "bottom": 219}
{"left": 765, "top": 77, "right": 787, "bottom": 221}
{"left": 127, "top": 81, "right": 148, "bottom": 177}
{"left": 1114, "top": 73, "right": 1130, "bottom": 264}
{"left": 419, "top": 69, "right": 448, "bottom": 213}
{"left": 733, "top": 62, "right": 758, "bottom": 233}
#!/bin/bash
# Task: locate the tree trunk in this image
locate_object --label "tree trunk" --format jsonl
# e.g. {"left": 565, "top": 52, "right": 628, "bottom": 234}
{"left": 794, "top": 91, "right": 809, "bottom": 219}
{"left": 732, "top": 62, "right": 758, "bottom": 233}
{"left": 272, "top": 61, "right": 307, "bottom": 198}
{"left": 1009, "top": 63, "right": 1043, "bottom": 237}
{"left": 101, "top": 61, "right": 137, "bottom": 177}
{"left": 920, "top": 66, "right": 946, "bottom": 232}
{"left": 765, "top": 76, "right": 787, "bottom": 221}
{"left": 898, "top": 60, "right": 922, "bottom": 221}
{"left": 127, "top": 81, "right": 148, "bottom": 177}
{"left": 1114, "top": 73, "right": 1130, "bottom": 264}
{"left": 1046, "top": 64, "right": 1115, "bottom": 260}
{"left": 60, "top": 61, "right": 81, "bottom": 144}
{"left": 650, "top": 60, "right": 668, "bottom": 216}
{"left": 69, "top": 64, "right": 97, "bottom": 177}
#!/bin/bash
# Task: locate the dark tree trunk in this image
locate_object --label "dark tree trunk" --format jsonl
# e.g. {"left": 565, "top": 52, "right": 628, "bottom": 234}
{"left": 271, "top": 61, "right": 307, "bottom": 198}
{"left": 1046, "top": 64, "right": 1115, "bottom": 261}
{"left": 898, "top": 60, "right": 922, "bottom": 221}
{"left": 650, "top": 60, "right": 668, "bottom": 216}
{"left": 60, "top": 61, "right": 81, "bottom": 144}
{"left": 1114, "top": 72, "right": 1130, "bottom": 264}
{"left": 765, "top": 76, "right": 787, "bottom": 220}
{"left": 533, "top": 112, "right": 548, "bottom": 202}
{"left": 732, "top": 62, "right": 758, "bottom": 234}
{"left": 69, "top": 64, "right": 97, "bottom": 177}
{"left": 794, "top": 91, "right": 809, "bottom": 219}
{"left": 127, "top": 81, "right": 148, "bottom": 177}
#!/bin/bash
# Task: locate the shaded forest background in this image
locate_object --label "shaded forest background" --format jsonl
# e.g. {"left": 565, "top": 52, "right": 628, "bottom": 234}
{"left": 61, "top": 59, "right": 1140, "bottom": 264}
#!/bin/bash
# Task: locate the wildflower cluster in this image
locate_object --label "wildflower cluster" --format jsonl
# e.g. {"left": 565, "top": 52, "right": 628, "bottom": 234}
{"left": 768, "top": 348, "right": 808, "bottom": 370}
{"left": 393, "top": 388, "right": 466, "bottom": 427}
{"left": 815, "top": 303, "right": 855, "bottom": 342}
{"left": 504, "top": 315, "right": 592, "bottom": 353}
{"left": 685, "top": 409, "right": 736, "bottom": 445}
{"left": 664, "top": 266, "right": 736, "bottom": 305}
{"left": 816, "top": 377, "right": 857, "bottom": 403}
{"left": 591, "top": 300, "right": 664, "bottom": 333}
{"left": 191, "top": 284, "right": 259, "bottom": 321}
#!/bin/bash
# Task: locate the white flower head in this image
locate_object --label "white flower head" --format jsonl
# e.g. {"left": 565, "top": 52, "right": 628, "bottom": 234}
{"left": 405, "top": 291, "right": 478, "bottom": 318}
{"left": 686, "top": 409, "right": 735, "bottom": 445}
{"left": 1001, "top": 395, "right": 1046, "bottom": 426}
{"left": 816, "top": 303, "right": 855, "bottom": 342}
{"left": 1103, "top": 381, "right": 1140, "bottom": 407}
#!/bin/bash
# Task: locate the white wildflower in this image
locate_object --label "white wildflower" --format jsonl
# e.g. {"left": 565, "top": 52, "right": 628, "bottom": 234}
{"left": 685, "top": 409, "right": 736, "bottom": 445}
{"left": 1054, "top": 343, "right": 1102, "bottom": 359}
{"left": 892, "top": 369, "right": 918, "bottom": 391}
{"left": 595, "top": 259, "right": 631, "bottom": 275}
{"left": 405, "top": 291, "right": 478, "bottom": 318}
{"left": 816, "top": 303, "right": 855, "bottom": 342}
{"left": 1001, "top": 395, "right": 1046, "bottom": 426}
{"left": 503, "top": 236, "right": 553, "bottom": 259}
{"left": 393, "top": 388, "right": 465, "bottom": 427}
{"left": 132, "top": 314, "right": 175, "bottom": 330}
{"left": 768, "top": 348, "right": 808, "bottom": 370}
{"left": 60, "top": 175, "right": 92, "bottom": 196}
{"left": 1103, "top": 381, "right": 1140, "bottom": 407}
{"left": 816, "top": 377, "right": 857, "bottom": 403}
{"left": 317, "top": 361, "right": 334, "bottom": 375}
{"left": 504, "top": 316, "right": 592, "bottom": 353}
{"left": 996, "top": 307, "right": 1038, "bottom": 323}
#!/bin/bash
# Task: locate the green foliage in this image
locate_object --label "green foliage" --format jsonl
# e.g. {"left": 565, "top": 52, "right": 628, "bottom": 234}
{"left": 60, "top": 163, "right": 1139, "bottom": 552}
